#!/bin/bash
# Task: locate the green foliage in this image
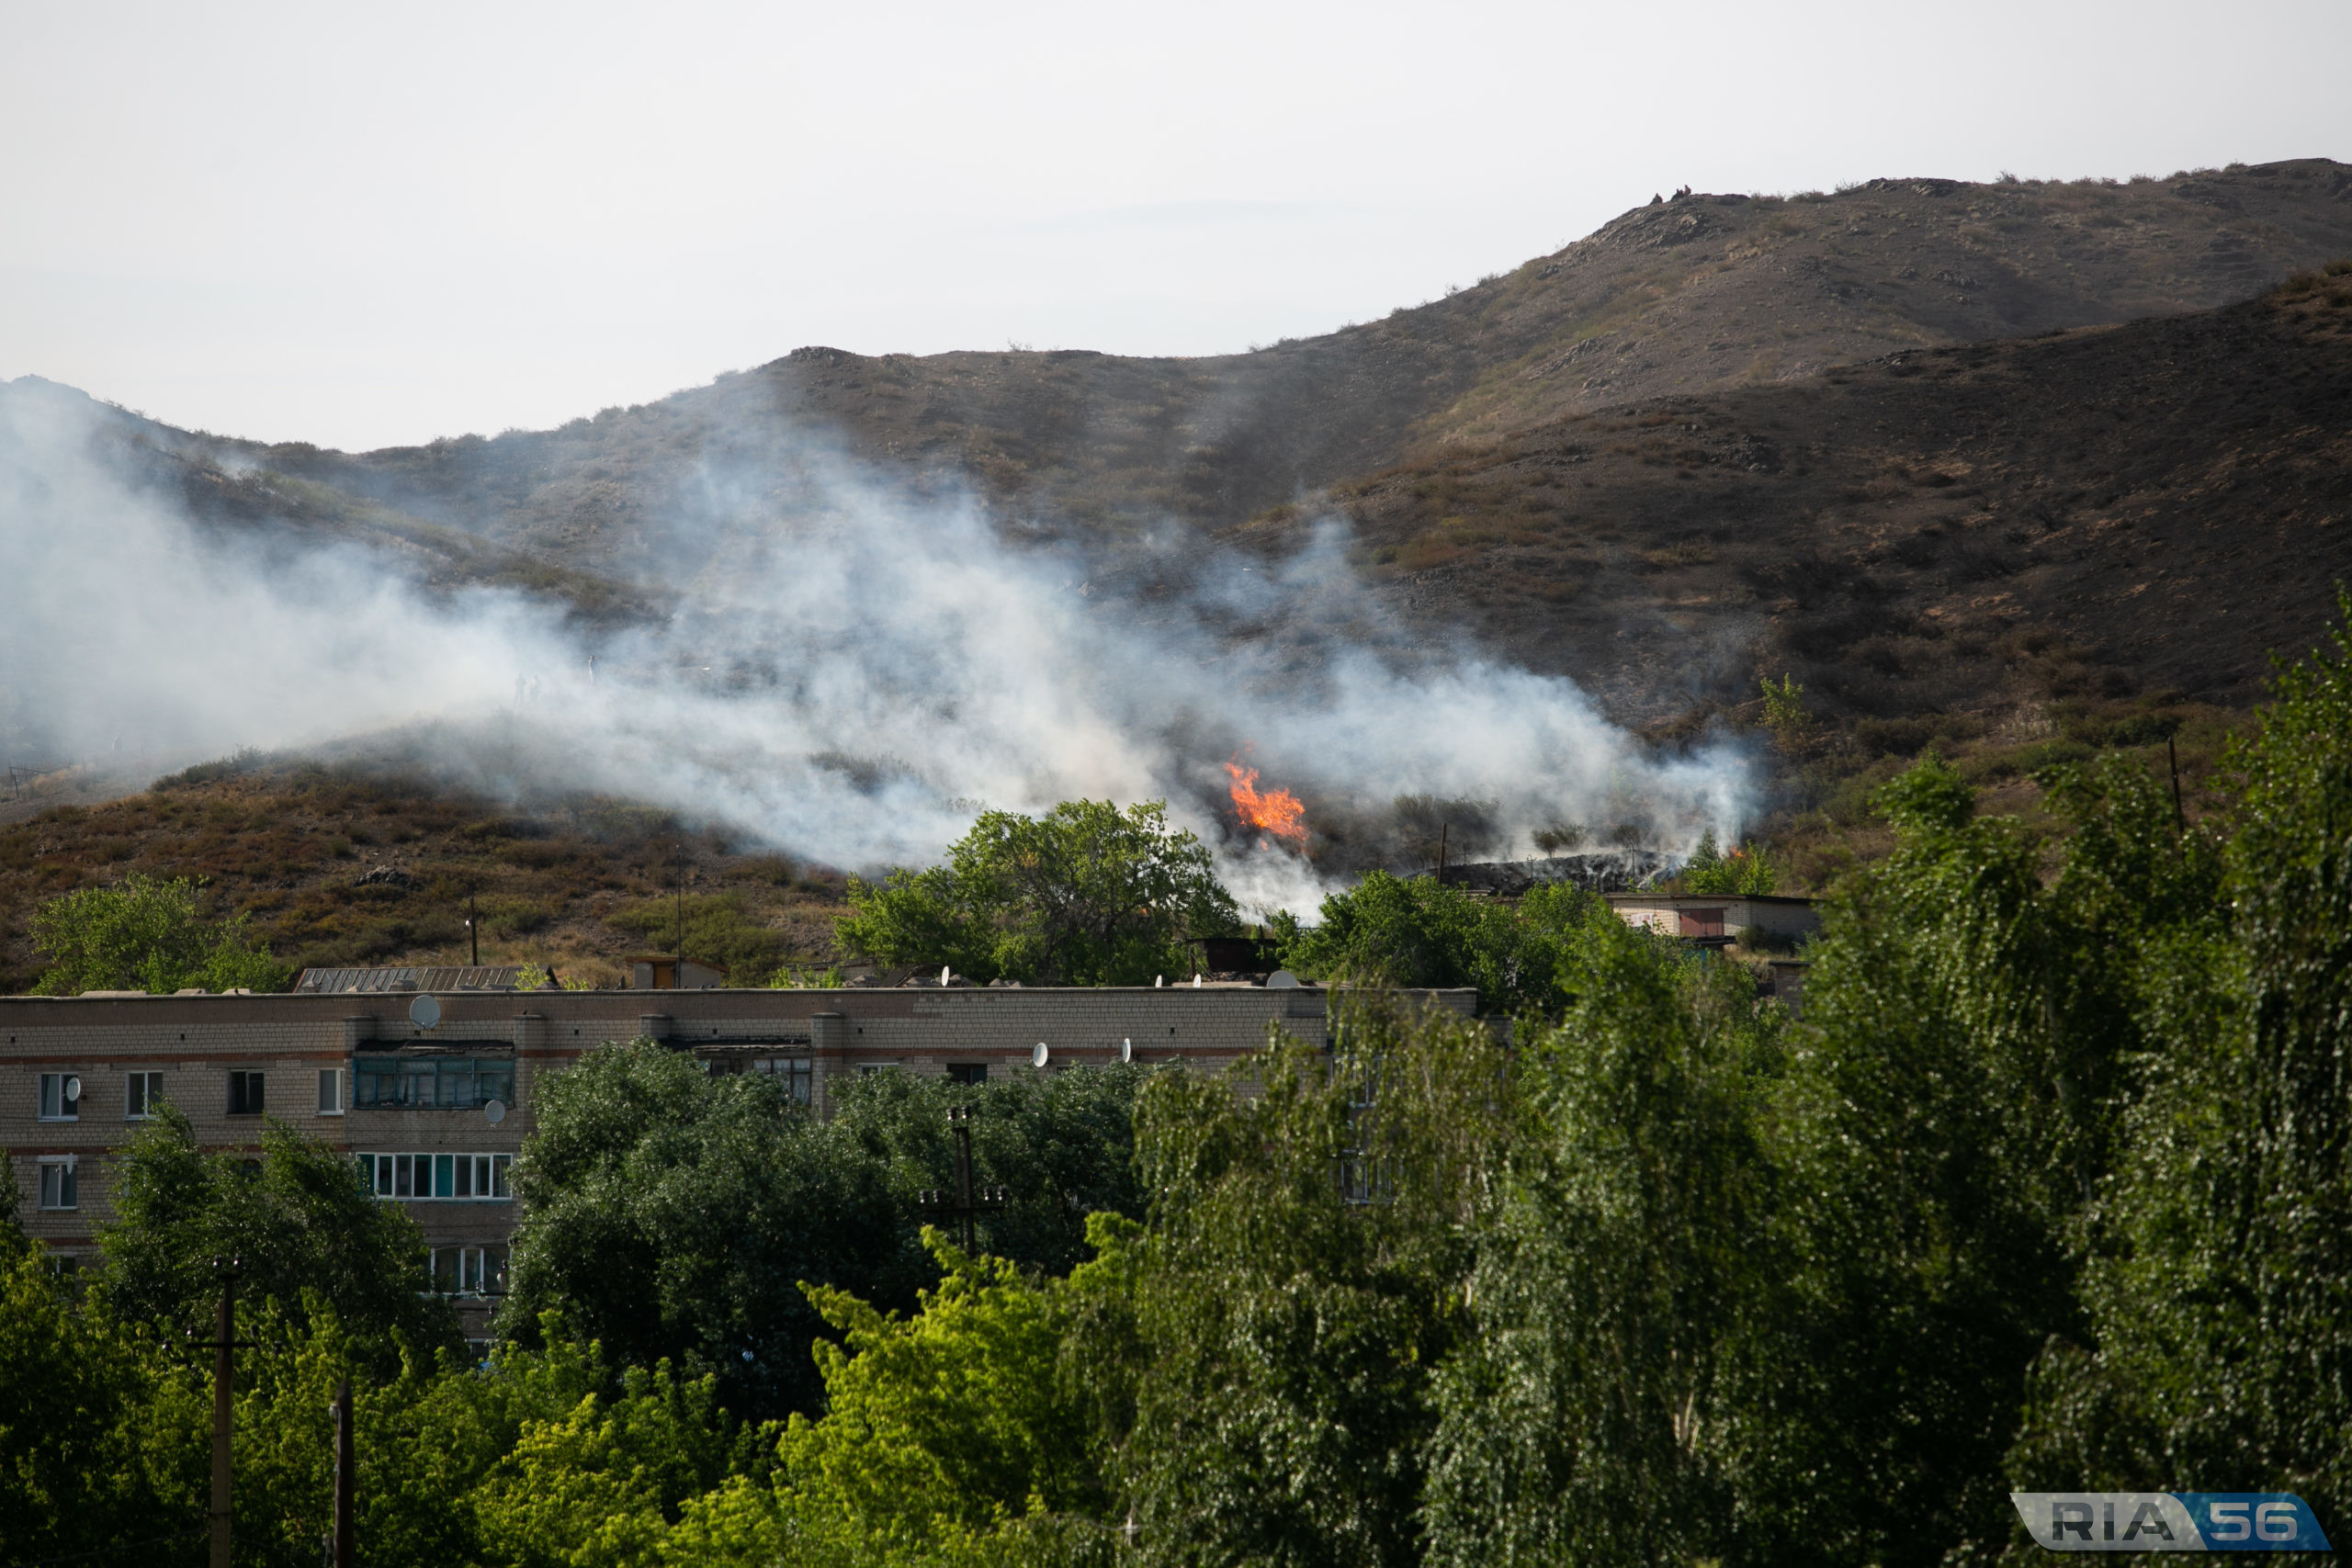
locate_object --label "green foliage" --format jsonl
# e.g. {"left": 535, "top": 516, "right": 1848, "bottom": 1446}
{"left": 499, "top": 1041, "right": 901, "bottom": 1421}
{"left": 767, "top": 963, "right": 844, "bottom": 987}
{"left": 28, "top": 871, "right": 292, "bottom": 994}
{"left": 605, "top": 891, "right": 791, "bottom": 983}
{"left": 1108, "top": 997, "right": 1510, "bottom": 1568}
{"left": 1678, "top": 828, "right": 1779, "bottom": 895}
{"left": 775, "top": 1232, "right": 1103, "bottom": 1549}
{"left": 93, "top": 1107, "right": 459, "bottom": 1369}
{"left": 838, "top": 799, "right": 1238, "bottom": 985}
{"left": 501, "top": 1042, "right": 1151, "bottom": 1422}
{"left": 1422, "top": 918, "right": 1776, "bottom": 1566}
{"left": 1759, "top": 671, "right": 1810, "bottom": 741}
{"left": 1277, "top": 869, "right": 1597, "bottom": 1016}
{"left": 2011, "top": 596, "right": 2352, "bottom": 1514}
{"left": 0, "top": 1247, "right": 205, "bottom": 1567}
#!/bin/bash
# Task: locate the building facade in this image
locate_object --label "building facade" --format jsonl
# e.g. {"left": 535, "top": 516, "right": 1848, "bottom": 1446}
{"left": 5, "top": 981, "right": 1468, "bottom": 1326}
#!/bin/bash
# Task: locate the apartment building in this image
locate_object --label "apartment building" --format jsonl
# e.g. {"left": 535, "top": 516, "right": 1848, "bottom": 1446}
{"left": 5, "top": 978, "right": 1464, "bottom": 1326}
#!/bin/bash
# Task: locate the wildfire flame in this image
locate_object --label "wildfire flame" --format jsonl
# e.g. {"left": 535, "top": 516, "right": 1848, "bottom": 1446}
{"left": 1224, "top": 756, "right": 1308, "bottom": 848}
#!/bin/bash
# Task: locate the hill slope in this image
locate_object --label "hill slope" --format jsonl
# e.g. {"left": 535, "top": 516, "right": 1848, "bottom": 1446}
{"left": 169, "top": 160, "right": 2352, "bottom": 577}
{"left": 1228, "top": 265, "right": 2352, "bottom": 736}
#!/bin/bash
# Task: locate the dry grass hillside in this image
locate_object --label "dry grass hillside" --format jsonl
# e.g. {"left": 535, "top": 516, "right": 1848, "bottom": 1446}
{"left": 0, "top": 757, "right": 852, "bottom": 996}
{"left": 173, "top": 161, "right": 2352, "bottom": 575}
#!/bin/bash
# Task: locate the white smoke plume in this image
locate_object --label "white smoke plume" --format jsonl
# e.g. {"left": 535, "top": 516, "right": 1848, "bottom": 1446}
{"left": 0, "top": 376, "right": 1755, "bottom": 913}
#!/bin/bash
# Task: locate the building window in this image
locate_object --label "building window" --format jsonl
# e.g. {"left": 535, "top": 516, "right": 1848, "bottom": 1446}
{"left": 126, "top": 1071, "right": 164, "bottom": 1120}
{"left": 352, "top": 1057, "right": 515, "bottom": 1110}
{"left": 38, "top": 1073, "right": 81, "bottom": 1122}
{"left": 361, "top": 1152, "right": 512, "bottom": 1201}
{"left": 752, "top": 1056, "right": 813, "bottom": 1105}
{"left": 946, "top": 1064, "right": 989, "bottom": 1085}
{"left": 228, "top": 1071, "right": 266, "bottom": 1115}
{"left": 317, "top": 1068, "right": 344, "bottom": 1116}
{"left": 38, "top": 1156, "right": 78, "bottom": 1211}
{"left": 428, "top": 1244, "right": 510, "bottom": 1295}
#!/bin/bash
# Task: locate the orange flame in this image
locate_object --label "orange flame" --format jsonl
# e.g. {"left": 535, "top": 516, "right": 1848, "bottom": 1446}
{"left": 1224, "top": 756, "right": 1308, "bottom": 848}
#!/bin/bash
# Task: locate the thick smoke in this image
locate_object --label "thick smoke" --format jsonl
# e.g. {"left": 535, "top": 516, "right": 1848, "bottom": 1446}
{"left": 0, "top": 376, "right": 1755, "bottom": 913}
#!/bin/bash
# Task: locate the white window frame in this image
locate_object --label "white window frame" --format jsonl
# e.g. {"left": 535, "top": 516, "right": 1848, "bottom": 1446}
{"left": 126, "top": 1070, "right": 164, "bottom": 1121}
{"left": 37, "top": 1072, "right": 80, "bottom": 1122}
{"left": 317, "top": 1067, "right": 344, "bottom": 1116}
{"left": 362, "top": 1151, "right": 512, "bottom": 1201}
{"left": 38, "top": 1155, "right": 78, "bottom": 1211}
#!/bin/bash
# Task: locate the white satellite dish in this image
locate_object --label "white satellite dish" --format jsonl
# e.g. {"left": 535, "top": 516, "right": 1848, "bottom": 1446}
{"left": 1266, "top": 970, "right": 1301, "bottom": 989}
{"left": 63, "top": 1076, "right": 82, "bottom": 1103}
{"left": 1116, "top": 1038, "right": 1133, "bottom": 1065}
{"left": 484, "top": 1099, "right": 508, "bottom": 1125}
{"left": 940, "top": 965, "right": 952, "bottom": 987}
{"left": 1032, "top": 1042, "right": 1050, "bottom": 1069}
{"left": 408, "top": 994, "right": 442, "bottom": 1030}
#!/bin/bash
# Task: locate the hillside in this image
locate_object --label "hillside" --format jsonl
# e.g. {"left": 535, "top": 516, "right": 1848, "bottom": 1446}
{"left": 165, "top": 161, "right": 2352, "bottom": 579}
{"left": 1234, "top": 262, "right": 2352, "bottom": 729}
{"left": 0, "top": 756, "right": 852, "bottom": 995}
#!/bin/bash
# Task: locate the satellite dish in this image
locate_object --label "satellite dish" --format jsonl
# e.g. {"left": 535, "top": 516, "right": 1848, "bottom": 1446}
{"left": 63, "top": 1076, "right": 82, "bottom": 1102}
{"left": 484, "top": 1099, "right": 507, "bottom": 1125}
{"left": 1267, "top": 970, "right": 1301, "bottom": 989}
{"left": 1032, "top": 1042, "right": 1050, "bottom": 1069}
{"left": 408, "top": 994, "right": 442, "bottom": 1030}
{"left": 940, "top": 965, "right": 952, "bottom": 987}
{"left": 1117, "top": 1038, "right": 1133, "bottom": 1065}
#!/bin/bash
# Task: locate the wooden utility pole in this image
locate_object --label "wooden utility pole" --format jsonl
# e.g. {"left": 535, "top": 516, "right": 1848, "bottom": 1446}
{"left": 1435, "top": 821, "right": 1449, "bottom": 883}
{"left": 919, "top": 1105, "right": 1006, "bottom": 1253}
{"left": 330, "top": 1376, "right": 356, "bottom": 1568}
{"left": 2167, "top": 735, "right": 2188, "bottom": 840}
{"left": 187, "top": 1258, "right": 254, "bottom": 1568}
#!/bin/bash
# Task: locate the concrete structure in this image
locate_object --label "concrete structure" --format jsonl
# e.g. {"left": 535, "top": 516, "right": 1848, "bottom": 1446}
{"left": 4, "top": 982, "right": 1467, "bottom": 1328}
{"left": 1605, "top": 893, "right": 1820, "bottom": 945}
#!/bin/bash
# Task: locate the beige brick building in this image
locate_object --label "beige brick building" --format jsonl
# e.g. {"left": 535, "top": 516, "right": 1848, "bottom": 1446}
{"left": 5, "top": 981, "right": 1471, "bottom": 1329}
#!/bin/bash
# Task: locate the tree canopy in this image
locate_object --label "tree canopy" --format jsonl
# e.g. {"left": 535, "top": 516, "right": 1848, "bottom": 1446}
{"left": 837, "top": 799, "right": 1238, "bottom": 985}
{"left": 29, "top": 871, "right": 291, "bottom": 995}
{"left": 1271, "top": 869, "right": 1596, "bottom": 1016}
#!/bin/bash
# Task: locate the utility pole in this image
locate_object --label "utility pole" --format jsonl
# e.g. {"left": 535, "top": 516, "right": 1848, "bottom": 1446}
{"left": 918, "top": 1105, "right": 1006, "bottom": 1253}
{"left": 187, "top": 1257, "right": 255, "bottom": 1568}
{"left": 675, "top": 839, "right": 686, "bottom": 981}
{"left": 1435, "top": 821, "right": 1449, "bottom": 884}
{"left": 330, "top": 1376, "right": 356, "bottom": 1568}
{"left": 468, "top": 890, "right": 480, "bottom": 966}
{"left": 2167, "top": 734, "right": 2188, "bottom": 840}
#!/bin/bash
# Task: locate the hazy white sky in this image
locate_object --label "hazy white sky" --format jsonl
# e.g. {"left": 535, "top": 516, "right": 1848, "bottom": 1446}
{"left": 3, "top": 0, "right": 2345, "bottom": 452}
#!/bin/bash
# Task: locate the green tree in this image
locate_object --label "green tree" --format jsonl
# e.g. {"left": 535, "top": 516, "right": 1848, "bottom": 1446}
{"left": 94, "top": 1108, "right": 458, "bottom": 1368}
{"left": 497, "top": 1042, "right": 904, "bottom": 1421}
{"left": 500, "top": 1042, "right": 1151, "bottom": 1421}
{"left": 2011, "top": 605, "right": 2352, "bottom": 1526}
{"left": 29, "top": 872, "right": 291, "bottom": 995}
{"left": 1105, "top": 996, "right": 1510, "bottom": 1568}
{"left": 839, "top": 800, "right": 1238, "bottom": 986}
{"left": 0, "top": 1245, "right": 208, "bottom": 1567}
{"left": 1420, "top": 914, "right": 1778, "bottom": 1566}
{"left": 1275, "top": 870, "right": 1596, "bottom": 1017}
{"left": 1679, "top": 828, "right": 1779, "bottom": 895}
